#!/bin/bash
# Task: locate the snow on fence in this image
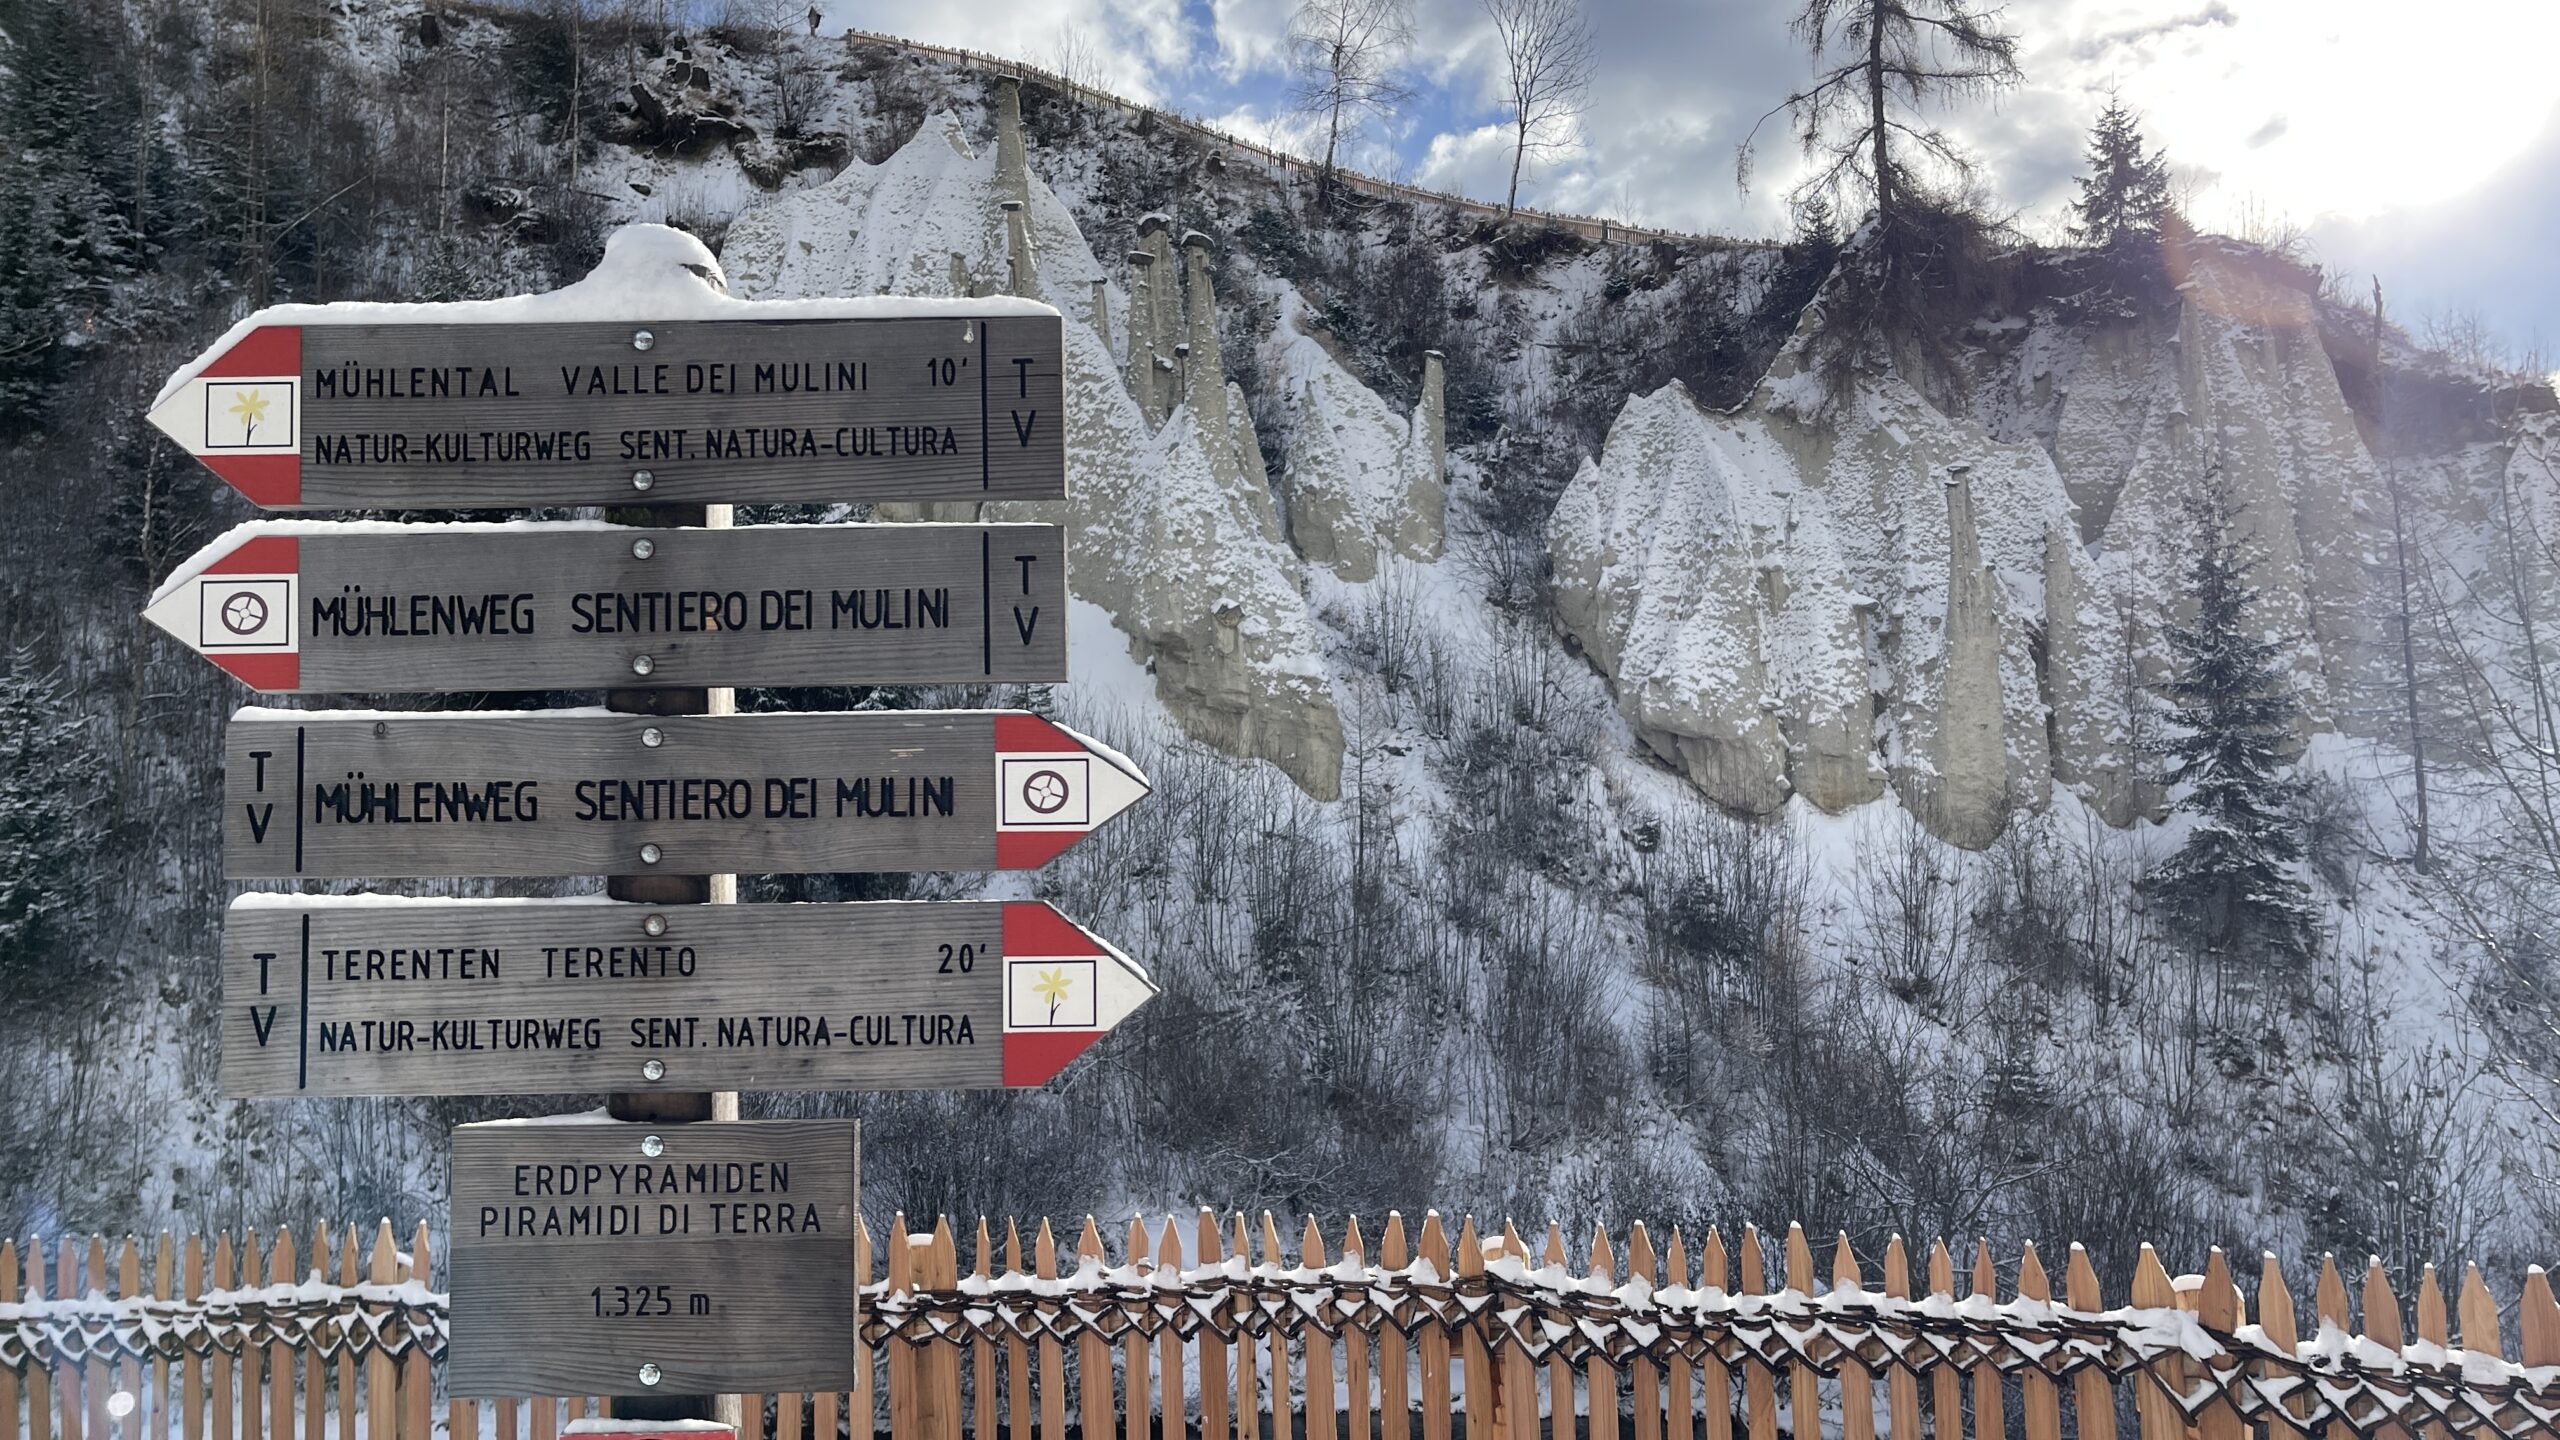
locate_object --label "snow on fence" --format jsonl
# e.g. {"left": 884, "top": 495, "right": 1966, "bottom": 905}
{"left": 3, "top": 1215, "right": 2557, "bottom": 1440}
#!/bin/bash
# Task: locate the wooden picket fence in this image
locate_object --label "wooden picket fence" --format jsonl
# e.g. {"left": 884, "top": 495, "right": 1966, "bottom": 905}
{"left": 6, "top": 1215, "right": 2559, "bottom": 1440}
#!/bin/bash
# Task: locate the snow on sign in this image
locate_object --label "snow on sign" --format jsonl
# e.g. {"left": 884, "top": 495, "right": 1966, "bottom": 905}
{"left": 219, "top": 897, "right": 1156, "bottom": 1097}
{"left": 145, "top": 314, "right": 1065, "bottom": 508}
{"left": 223, "top": 709, "right": 1150, "bottom": 878}
{"left": 447, "top": 1117, "right": 857, "bottom": 1397}
{"left": 144, "top": 519, "right": 1065, "bottom": 692}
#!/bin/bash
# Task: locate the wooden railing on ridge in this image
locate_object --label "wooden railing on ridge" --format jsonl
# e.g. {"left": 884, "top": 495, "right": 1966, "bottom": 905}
{"left": 835, "top": 28, "right": 1705, "bottom": 250}
{"left": 5, "top": 1215, "right": 2559, "bottom": 1440}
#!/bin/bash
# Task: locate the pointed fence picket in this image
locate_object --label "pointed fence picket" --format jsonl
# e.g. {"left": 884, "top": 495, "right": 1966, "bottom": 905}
{"left": 9, "top": 1220, "right": 2560, "bottom": 1440}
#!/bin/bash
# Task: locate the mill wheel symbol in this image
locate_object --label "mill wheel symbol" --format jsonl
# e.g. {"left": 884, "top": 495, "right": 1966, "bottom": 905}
{"left": 1020, "top": 768, "right": 1072, "bottom": 815}
{"left": 219, "top": 590, "right": 271, "bottom": 637}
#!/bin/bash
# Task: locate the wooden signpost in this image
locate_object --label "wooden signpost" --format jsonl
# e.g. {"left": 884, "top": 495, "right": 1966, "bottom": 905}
{"left": 221, "top": 897, "right": 1157, "bottom": 1096}
{"left": 145, "top": 520, "right": 1067, "bottom": 692}
{"left": 223, "top": 708, "right": 1148, "bottom": 878}
{"left": 446, "top": 1117, "right": 859, "bottom": 1396}
{"left": 150, "top": 241, "right": 1156, "bottom": 1406}
{"left": 144, "top": 313, "right": 1066, "bottom": 508}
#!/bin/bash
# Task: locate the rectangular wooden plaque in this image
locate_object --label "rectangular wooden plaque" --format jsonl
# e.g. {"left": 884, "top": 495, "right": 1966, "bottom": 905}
{"left": 219, "top": 898, "right": 1154, "bottom": 1097}
{"left": 223, "top": 709, "right": 1150, "bottom": 878}
{"left": 149, "top": 314, "right": 1065, "bottom": 507}
{"left": 147, "top": 521, "right": 1064, "bottom": 693}
{"left": 447, "top": 1117, "right": 857, "bottom": 1396}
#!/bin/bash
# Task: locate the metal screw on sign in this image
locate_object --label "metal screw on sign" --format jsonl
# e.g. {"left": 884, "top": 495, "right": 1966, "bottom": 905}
{"left": 631, "top": 654, "right": 655, "bottom": 676}
{"left": 631, "top": 469, "right": 654, "bottom": 491}
{"left": 642, "top": 1060, "right": 666, "bottom": 1081}
{"left": 632, "top": 330, "right": 655, "bottom": 352}
{"left": 632, "top": 538, "right": 656, "bottom": 560}
{"left": 641, "top": 913, "right": 668, "bottom": 936}
{"left": 640, "top": 1135, "right": 665, "bottom": 1157}
{"left": 638, "top": 1364, "right": 662, "bottom": 1386}
{"left": 641, "top": 727, "right": 664, "bottom": 748}
{"left": 639, "top": 843, "right": 663, "bottom": 865}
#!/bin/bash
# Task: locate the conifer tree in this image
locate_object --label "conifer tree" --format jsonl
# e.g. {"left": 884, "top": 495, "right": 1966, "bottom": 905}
{"left": 2145, "top": 469, "right": 2320, "bottom": 965}
{"left": 2071, "top": 97, "right": 2173, "bottom": 249}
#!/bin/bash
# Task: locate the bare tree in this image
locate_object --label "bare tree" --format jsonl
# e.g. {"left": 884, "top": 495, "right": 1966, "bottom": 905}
{"left": 1480, "top": 0, "right": 1595, "bottom": 216}
{"left": 1738, "top": 0, "right": 2020, "bottom": 233}
{"left": 1287, "top": 0, "right": 1413, "bottom": 203}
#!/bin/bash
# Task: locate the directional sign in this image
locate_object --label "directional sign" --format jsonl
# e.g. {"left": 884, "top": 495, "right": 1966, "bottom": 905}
{"left": 224, "top": 709, "right": 1148, "bottom": 878}
{"left": 447, "top": 1117, "right": 856, "bottom": 1396}
{"left": 145, "top": 520, "right": 1065, "bottom": 692}
{"left": 145, "top": 314, "right": 1065, "bottom": 508}
{"left": 220, "top": 896, "right": 1157, "bottom": 1097}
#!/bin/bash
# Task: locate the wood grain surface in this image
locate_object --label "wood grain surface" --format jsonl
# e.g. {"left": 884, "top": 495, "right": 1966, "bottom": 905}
{"left": 220, "top": 899, "right": 1019, "bottom": 1097}
{"left": 284, "top": 315, "right": 1062, "bottom": 506}
{"left": 225, "top": 711, "right": 1021, "bottom": 877}
{"left": 267, "top": 521, "right": 1063, "bottom": 691}
{"left": 446, "top": 1119, "right": 857, "bottom": 1397}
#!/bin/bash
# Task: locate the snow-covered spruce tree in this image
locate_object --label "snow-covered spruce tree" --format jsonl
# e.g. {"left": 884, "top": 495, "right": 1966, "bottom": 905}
{"left": 2070, "top": 97, "right": 2173, "bottom": 249}
{"left": 2144, "top": 469, "right": 2320, "bottom": 967}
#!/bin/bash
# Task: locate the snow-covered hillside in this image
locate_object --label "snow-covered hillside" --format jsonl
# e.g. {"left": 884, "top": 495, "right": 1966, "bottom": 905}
{"left": 2, "top": 4, "right": 2552, "bottom": 1294}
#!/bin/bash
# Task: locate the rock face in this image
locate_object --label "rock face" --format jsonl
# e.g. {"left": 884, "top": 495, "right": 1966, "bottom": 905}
{"left": 1266, "top": 301, "right": 1448, "bottom": 581}
{"left": 1553, "top": 237, "right": 2425, "bottom": 844}
{"left": 721, "top": 107, "right": 1345, "bottom": 800}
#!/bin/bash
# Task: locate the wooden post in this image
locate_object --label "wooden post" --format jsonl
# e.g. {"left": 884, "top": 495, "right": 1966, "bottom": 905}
{"left": 1965, "top": 1242, "right": 2003, "bottom": 1440}
{"left": 115, "top": 1238, "right": 140, "bottom": 1440}
{"left": 1156, "top": 1222, "right": 1183, "bottom": 1440}
{"left": 208, "top": 1234, "right": 232, "bottom": 1440}
{"left": 1235, "top": 1214, "right": 1261, "bottom": 1440}
{"left": 365, "top": 1224, "right": 397, "bottom": 1440}
{"left": 2061, "top": 1248, "right": 2113, "bottom": 1440}
{"left": 1926, "top": 1242, "right": 1961, "bottom": 1440}
{"left": 2454, "top": 1266, "right": 2500, "bottom": 1440}
{"left": 1700, "top": 1230, "right": 1732, "bottom": 1440}
{"left": 1884, "top": 1239, "right": 1923, "bottom": 1440}
{"left": 1457, "top": 1219, "right": 1492, "bottom": 1440}
{"left": 1834, "top": 1236, "right": 1875, "bottom": 1440}
{"left": 2257, "top": 1254, "right": 2304, "bottom": 1440}
{"left": 1127, "top": 1217, "right": 1154, "bottom": 1440}
{"left": 1344, "top": 1218, "right": 1373, "bottom": 1440}
{"left": 1417, "top": 1215, "right": 1452, "bottom": 1440}
{"left": 263, "top": 1232, "right": 291, "bottom": 1440}
{"left": 1304, "top": 1218, "right": 1338, "bottom": 1440}
{"left": 1378, "top": 1216, "right": 1408, "bottom": 1440}
{"left": 2313, "top": 1257, "right": 2352, "bottom": 1440}
{"left": 58, "top": 1238, "right": 83, "bottom": 1440}
{"left": 1201, "top": 1214, "right": 1232, "bottom": 1440}
{"left": 2413, "top": 1266, "right": 2451, "bottom": 1440}
{"left": 920, "top": 1221, "right": 962, "bottom": 1440}
{"left": 288, "top": 1228, "right": 319, "bottom": 1440}
{"left": 2519, "top": 1267, "right": 2560, "bottom": 1370}
{"left": 1269, "top": 1214, "right": 1298, "bottom": 1440}
{"left": 1037, "top": 1222, "right": 1066, "bottom": 1440}
{"left": 2194, "top": 1250, "right": 2242, "bottom": 1440}
{"left": 1740, "top": 1229, "right": 1775, "bottom": 1440}
{"left": 2364, "top": 1260, "right": 2408, "bottom": 1440}
{"left": 183, "top": 1234, "right": 203, "bottom": 1440}
{"left": 850, "top": 1214, "right": 874, "bottom": 1440}
{"left": 85, "top": 1238, "right": 108, "bottom": 1440}
{"left": 1633, "top": 1225, "right": 1665, "bottom": 1440}
{"left": 336, "top": 1227, "right": 361, "bottom": 1440}
{"left": 605, "top": 494, "right": 740, "bottom": 1428}
{"left": 1666, "top": 1230, "right": 1697, "bottom": 1440}
{"left": 976, "top": 1220, "right": 1000, "bottom": 1440}
{"left": 1592, "top": 1225, "right": 1622, "bottom": 1440}
{"left": 1, "top": 1240, "right": 18, "bottom": 1440}
{"left": 1783, "top": 1228, "right": 1815, "bottom": 1440}
{"left": 1498, "top": 1223, "right": 1535, "bottom": 1440}
{"left": 1077, "top": 1218, "right": 1113, "bottom": 1440}
{"left": 2128, "top": 1246, "right": 2182, "bottom": 1440}
{"left": 1007, "top": 1222, "right": 1032, "bottom": 1440}
{"left": 878, "top": 1213, "right": 906, "bottom": 1440}
{"left": 1544, "top": 1226, "right": 1575, "bottom": 1440}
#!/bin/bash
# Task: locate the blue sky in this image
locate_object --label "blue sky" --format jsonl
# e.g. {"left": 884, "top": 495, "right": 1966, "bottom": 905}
{"left": 820, "top": 0, "right": 2560, "bottom": 362}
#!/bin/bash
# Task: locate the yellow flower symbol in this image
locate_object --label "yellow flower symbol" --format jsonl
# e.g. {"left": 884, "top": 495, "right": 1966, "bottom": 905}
{"left": 227, "top": 388, "right": 271, "bottom": 440}
{"left": 1032, "top": 967, "right": 1075, "bottom": 1023}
